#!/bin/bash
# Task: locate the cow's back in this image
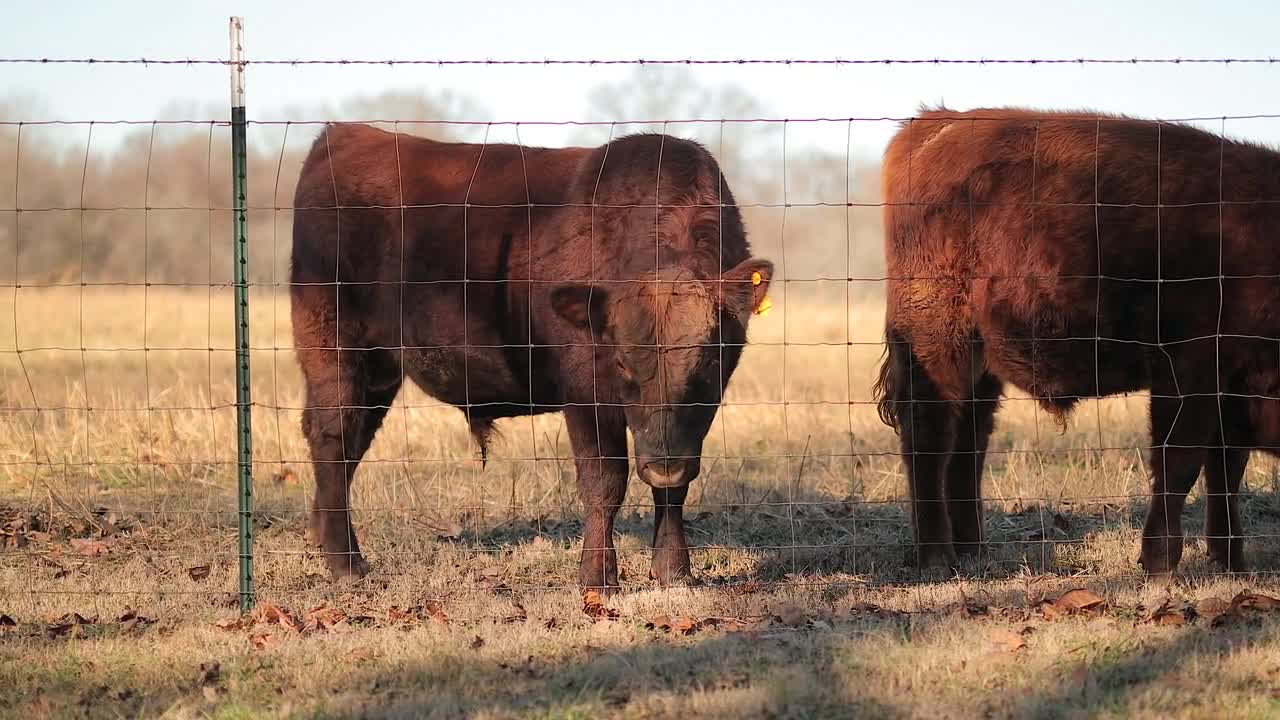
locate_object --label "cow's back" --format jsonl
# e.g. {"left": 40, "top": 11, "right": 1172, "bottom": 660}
{"left": 290, "top": 124, "right": 592, "bottom": 410}
{"left": 882, "top": 107, "right": 1280, "bottom": 409}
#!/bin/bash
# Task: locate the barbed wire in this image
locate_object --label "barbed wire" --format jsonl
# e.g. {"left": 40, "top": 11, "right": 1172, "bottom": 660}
{"left": 3, "top": 56, "right": 1280, "bottom": 66}
{"left": 6, "top": 113, "right": 1280, "bottom": 127}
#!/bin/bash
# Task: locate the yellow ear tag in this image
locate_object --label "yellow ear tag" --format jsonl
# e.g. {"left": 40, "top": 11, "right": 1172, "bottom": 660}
{"left": 749, "top": 271, "right": 771, "bottom": 316}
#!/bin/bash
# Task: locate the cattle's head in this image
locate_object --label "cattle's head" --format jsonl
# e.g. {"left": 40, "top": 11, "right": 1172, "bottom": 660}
{"left": 551, "top": 258, "right": 773, "bottom": 488}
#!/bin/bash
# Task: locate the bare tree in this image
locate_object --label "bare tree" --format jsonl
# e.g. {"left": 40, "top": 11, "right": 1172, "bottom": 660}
{"left": 576, "top": 66, "right": 777, "bottom": 191}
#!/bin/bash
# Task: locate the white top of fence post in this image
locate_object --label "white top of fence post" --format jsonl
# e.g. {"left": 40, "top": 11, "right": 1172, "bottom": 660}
{"left": 229, "top": 16, "right": 245, "bottom": 108}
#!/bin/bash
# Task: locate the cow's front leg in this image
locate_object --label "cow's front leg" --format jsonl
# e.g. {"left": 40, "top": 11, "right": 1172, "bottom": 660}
{"left": 565, "top": 405, "right": 629, "bottom": 596}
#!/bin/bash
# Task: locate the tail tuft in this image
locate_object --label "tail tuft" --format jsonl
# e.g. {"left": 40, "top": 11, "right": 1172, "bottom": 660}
{"left": 873, "top": 328, "right": 910, "bottom": 433}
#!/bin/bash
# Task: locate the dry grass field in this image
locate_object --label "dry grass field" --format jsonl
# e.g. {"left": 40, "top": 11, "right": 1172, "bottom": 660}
{"left": 4, "top": 286, "right": 1280, "bottom": 719}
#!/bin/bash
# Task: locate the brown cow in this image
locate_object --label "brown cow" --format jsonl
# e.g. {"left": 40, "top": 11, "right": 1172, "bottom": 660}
{"left": 874, "top": 106, "right": 1280, "bottom": 579}
{"left": 291, "top": 124, "right": 772, "bottom": 593}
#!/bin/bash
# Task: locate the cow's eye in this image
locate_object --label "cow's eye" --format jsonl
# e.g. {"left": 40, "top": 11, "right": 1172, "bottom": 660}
{"left": 616, "top": 357, "right": 631, "bottom": 379}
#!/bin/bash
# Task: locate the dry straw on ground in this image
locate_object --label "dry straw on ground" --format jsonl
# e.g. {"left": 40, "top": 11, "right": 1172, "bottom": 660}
{"left": 4, "top": 288, "right": 1280, "bottom": 719}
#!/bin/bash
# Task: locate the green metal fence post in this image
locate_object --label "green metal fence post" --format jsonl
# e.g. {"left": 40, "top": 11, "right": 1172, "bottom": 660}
{"left": 229, "top": 16, "right": 254, "bottom": 613}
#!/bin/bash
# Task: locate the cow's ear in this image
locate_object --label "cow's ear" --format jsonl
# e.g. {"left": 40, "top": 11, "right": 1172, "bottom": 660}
{"left": 551, "top": 283, "right": 609, "bottom": 335}
{"left": 720, "top": 258, "right": 774, "bottom": 320}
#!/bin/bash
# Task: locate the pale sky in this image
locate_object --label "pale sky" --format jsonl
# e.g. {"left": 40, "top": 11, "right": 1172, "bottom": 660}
{"left": 4, "top": 0, "right": 1280, "bottom": 158}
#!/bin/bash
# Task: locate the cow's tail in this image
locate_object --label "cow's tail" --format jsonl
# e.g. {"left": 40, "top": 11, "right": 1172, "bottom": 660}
{"left": 873, "top": 327, "right": 912, "bottom": 434}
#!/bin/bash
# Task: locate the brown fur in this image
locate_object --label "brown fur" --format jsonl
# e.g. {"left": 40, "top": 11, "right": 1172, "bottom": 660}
{"left": 291, "top": 123, "right": 772, "bottom": 592}
{"left": 875, "top": 106, "right": 1280, "bottom": 576}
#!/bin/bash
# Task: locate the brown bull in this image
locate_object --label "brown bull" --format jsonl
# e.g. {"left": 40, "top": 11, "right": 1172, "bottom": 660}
{"left": 875, "top": 106, "right": 1280, "bottom": 578}
{"left": 290, "top": 124, "right": 772, "bottom": 593}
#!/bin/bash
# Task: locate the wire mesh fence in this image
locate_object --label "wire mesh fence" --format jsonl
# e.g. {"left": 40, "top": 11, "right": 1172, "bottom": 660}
{"left": 4, "top": 29, "right": 1280, "bottom": 626}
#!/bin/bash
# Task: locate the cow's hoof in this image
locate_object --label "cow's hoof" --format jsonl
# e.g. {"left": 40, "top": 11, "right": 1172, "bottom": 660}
{"left": 326, "top": 553, "right": 370, "bottom": 581}
{"left": 1209, "top": 556, "right": 1248, "bottom": 574}
{"left": 583, "top": 584, "right": 622, "bottom": 600}
{"left": 650, "top": 554, "right": 695, "bottom": 588}
{"left": 916, "top": 543, "right": 960, "bottom": 573}
{"left": 1137, "top": 545, "right": 1180, "bottom": 579}
{"left": 653, "top": 570, "right": 701, "bottom": 589}
{"left": 1207, "top": 541, "right": 1247, "bottom": 574}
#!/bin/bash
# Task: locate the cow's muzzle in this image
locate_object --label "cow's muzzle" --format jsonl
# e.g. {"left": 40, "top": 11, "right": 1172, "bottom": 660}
{"left": 638, "top": 459, "right": 691, "bottom": 489}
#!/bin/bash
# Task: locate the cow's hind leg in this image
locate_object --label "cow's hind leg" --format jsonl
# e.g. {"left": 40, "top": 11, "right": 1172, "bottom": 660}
{"left": 1140, "top": 388, "right": 1216, "bottom": 580}
{"left": 881, "top": 330, "right": 960, "bottom": 571}
{"left": 1204, "top": 430, "right": 1248, "bottom": 572}
{"left": 300, "top": 345, "right": 401, "bottom": 579}
{"left": 948, "top": 373, "right": 1001, "bottom": 557}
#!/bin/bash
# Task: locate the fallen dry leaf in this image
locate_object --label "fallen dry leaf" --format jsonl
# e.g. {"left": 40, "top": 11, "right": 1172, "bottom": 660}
{"left": 1232, "top": 591, "right": 1280, "bottom": 612}
{"left": 948, "top": 592, "right": 990, "bottom": 618}
{"left": 55, "top": 612, "right": 95, "bottom": 626}
{"left": 1039, "top": 601, "right": 1063, "bottom": 622}
{"left": 671, "top": 616, "right": 697, "bottom": 634}
{"left": 498, "top": 655, "right": 539, "bottom": 679}
{"left": 502, "top": 603, "right": 528, "bottom": 624}
{"left": 474, "top": 568, "right": 512, "bottom": 594}
{"left": 254, "top": 603, "right": 301, "bottom": 633}
{"left": 1196, "top": 596, "right": 1232, "bottom": 619}
{"left": 720, "top": 615, "right": 771, "bottom": 634}
{"left": 387, "top": 606, "right": 418, "bottom": 625}
{"left": 645, "top": 614, "right": 703, "bottom": 635}
{"left": 45, "top": 613, "right": 94, "bottom": 639}
{"left": 69, "top": 538, "right": 110, "bottom": 557}
{"left": 116, "top": 608, "right": 153, "bottom": 632}
{"left": 1055, "top": 588, "right": 1106, "bottom": 613}
{"left": 582, "top": 590, "right": 619, "bottom": 621}
{"left": 38, "top": 557, "right": 69, "bottom": 579}
{"left": 214, "top": 616, "right": 248, "bottom": 632}
{"left": 187, "top": 565, "right": 211, "bottom": 582}
{"left": 1143, "top": 598, "right": 1192, "bottom": 626}
{"left": 848, "top": 602, "right": 906, "bottom": 622}
{"left": 989, "top": 628, "right": 1028, "bottom": 653}
{"left": 349, "top": 646, "right": 376, "bottom": 662}
{"left": 249, "top": 632, "right": 276, "bottom": 650}
{"left": 1205, "top": 591, "right": 1280, "bottom": 628}
{"left": 774, "top": 603, "right": 809, "bottom": 627}
{"left": 424, "top": 600, "right": 449, "bottom": 626}
{"left": 303, "top": 605, "right": 347, "bottom": 632}
{"left": 645, "top": 614, "right": 673, "bottom": 632}
{"left": 1040, "top": 588, "right": 1106, "bottom": 620}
